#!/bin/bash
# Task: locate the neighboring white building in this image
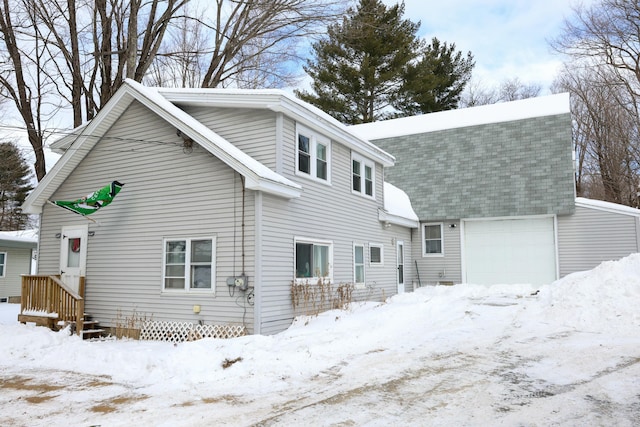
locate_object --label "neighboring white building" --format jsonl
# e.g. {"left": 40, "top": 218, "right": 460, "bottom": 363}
{"left": 0, "top": 229, "right": 38, "bottom": 302}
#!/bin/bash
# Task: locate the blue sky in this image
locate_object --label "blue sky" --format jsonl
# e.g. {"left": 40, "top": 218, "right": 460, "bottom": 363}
{"left": 393, "top": 0, "right": 595, "bottom": 93}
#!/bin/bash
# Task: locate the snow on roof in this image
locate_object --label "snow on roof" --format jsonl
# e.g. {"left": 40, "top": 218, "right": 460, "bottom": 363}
{"left": 576, "top": 197, "right": 640, "bottom": 217}
{"left": 384, "top": 182, "right": 419, "bottom": 221}
{"left": 379, "top": 182, "right": 419, "bottom": 227}
{"left": 349, "top": 93, "right": 571, "bottom": 141}
{"left": 0, "top": 229, "right": 38, "bottom": 243}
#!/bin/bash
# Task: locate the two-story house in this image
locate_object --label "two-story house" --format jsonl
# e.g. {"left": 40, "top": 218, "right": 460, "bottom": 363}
{"left": 20, "top": 80, "right": 418, "bottom": 336}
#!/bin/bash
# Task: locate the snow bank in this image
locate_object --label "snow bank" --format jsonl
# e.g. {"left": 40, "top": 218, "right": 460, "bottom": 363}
{"left": 536, "top": 253, "right": 640, "bottom": 332}
{"left": 0, "top": 254, "right": 638, "bottom": 426}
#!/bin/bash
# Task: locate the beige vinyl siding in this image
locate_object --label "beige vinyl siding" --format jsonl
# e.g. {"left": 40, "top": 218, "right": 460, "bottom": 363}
{"left": 411, "top": 221, "right": 462, "bottom": 286}
{"left": 0, "top": 247, "right": 33, "bottom": 299}
{"left": 557, "top": 206, "right": 640, "bottom": 277}
{"left": 257, "top": 117, "right": 411, "bottom": 334}
{"left": 183, "top": 106, "right": 277, "bottom": 170}
{"left": 38, "top": 101, "right": 256, "bottom": 331}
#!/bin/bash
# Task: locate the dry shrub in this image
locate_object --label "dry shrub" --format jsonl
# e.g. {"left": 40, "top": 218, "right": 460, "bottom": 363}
{"left": 113, "top": 308, "right": 152, "bottom": 339}
{"left": 291, "top": 278, "right": 355, "bottom": 316}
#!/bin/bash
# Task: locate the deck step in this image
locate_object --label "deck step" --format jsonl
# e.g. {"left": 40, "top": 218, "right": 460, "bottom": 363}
{"left": 81, "top": 320, "right": 100, "bottom": 327}
{"left": 82, "top": 328, "right": 105, "bottom": 334}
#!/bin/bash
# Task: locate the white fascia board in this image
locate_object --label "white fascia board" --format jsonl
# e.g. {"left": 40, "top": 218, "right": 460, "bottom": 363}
{"left": 268, "top": 98, "right": 395, "bottom": 167}
{"left": 378, "top": 209, "right": 419, "bottom": 228}
{"left": 243, "top": 175, "right": 301, "bottom": 199}
{"left": 576, "top": 197, "right": 640, "bottom": 217}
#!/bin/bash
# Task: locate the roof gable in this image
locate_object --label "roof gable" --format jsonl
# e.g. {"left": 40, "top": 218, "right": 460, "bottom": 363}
{"left": 23, "top": 80, "right": 303, "bottom": 213}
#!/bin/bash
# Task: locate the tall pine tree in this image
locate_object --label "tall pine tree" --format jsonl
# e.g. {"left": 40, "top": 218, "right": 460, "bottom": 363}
{"left": 0, "top": 142, "right": 33, "bottom": 230}
{"left": 296, "top": 0, "right": 474, "bottom": 124}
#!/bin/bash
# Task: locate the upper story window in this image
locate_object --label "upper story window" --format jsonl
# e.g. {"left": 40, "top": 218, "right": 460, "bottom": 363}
{"left": 352, "top": 153, "right": 374, "bottom": 198}
{"left": 296, "top": 123, "right": 330, "bottom": 183}
{"left": 163, "top": 237, "right": 216, "bottom": 292}
{"left": 422, "top": 223, "right": 444, "bottom": 256}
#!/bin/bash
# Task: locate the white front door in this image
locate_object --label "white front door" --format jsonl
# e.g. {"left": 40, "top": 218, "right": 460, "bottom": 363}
{"left": 396, "top": 240, "right": 405, "bottom": 294}
{"left": 60, "top": 224, "right": 88, "bottom": 294}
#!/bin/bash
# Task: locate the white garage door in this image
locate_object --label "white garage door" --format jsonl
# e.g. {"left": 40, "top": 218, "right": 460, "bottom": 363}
{"left": 464, "top": 217, "right": 557, "bottom": 285}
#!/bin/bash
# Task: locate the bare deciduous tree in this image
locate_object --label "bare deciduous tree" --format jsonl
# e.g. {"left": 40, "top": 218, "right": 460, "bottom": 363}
{"left": 551, "top": 0, "right": 640, "bottom": 207}
{"left": 0, "top": 0, "right": 342, "bottom": 180}
{"left": 552, "top": 0, "right": 640, "bottom": 102}
{"left": 459, "top": 77, "right": 542, "bottom": 107}
{"left": 152, "top": 0, "right": 345, "bottom": 89}
{"left": 553, "top": 64, "right": 640, "bottom": 206}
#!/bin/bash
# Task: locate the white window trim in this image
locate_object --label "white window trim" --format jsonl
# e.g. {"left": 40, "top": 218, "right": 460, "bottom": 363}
{"left": 0, "top": 252, "right": 6, "bottom": 278}
{"left": 369, "top": 243, "right": 384, "bottom": 266}
{"left": 162, "top": 236, "right": 216, "bottom": 293}
{"left": 422, "top": 223, "right": 445, "bottom": 257}
{"left": 353, "top": 243, "right": 365, "bottom": 285}
{"left": 295, "top": 123, "right": 331, "bottom": 184}
{"left": 294, "top": 237, "right": 334, "bottom": 283}
{"left": 351, "top": 152, "right": 375, "bottom": 199}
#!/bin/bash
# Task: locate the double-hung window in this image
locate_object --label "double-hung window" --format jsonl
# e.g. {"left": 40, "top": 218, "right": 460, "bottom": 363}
{"left": 296, "top": 124, "right": 330, "bottom": 182}
{"left": 295, "top": 238, "right": 333, "bottom": 281}
{"left": 354, "top": 244, "right": 365, "bottom": 284}
{"left": 0, "top": 252, "right": 5, "bottom": 277}
{"left": 163, "top": 237, "right": 216, "bottom": 291}
{"left": 352, "top": 153, "right": 374, "bottom": 198}
{"left": 422, "top": 223, "right": 444, "bottom": 256}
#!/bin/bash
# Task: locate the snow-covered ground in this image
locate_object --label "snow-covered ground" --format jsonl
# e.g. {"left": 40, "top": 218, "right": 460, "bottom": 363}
{"left": 1, "top": 255, "right": 639, "bottom": 426}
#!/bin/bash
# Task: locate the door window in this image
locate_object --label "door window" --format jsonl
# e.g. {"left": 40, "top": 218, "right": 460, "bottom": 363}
{"left": 67, "top": 238, "right": 81, "bottom": 268}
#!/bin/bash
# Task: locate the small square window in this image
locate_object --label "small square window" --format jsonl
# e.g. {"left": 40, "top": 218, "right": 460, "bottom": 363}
{"left": 369, "top": 244, "right": 383, "bottom": 265}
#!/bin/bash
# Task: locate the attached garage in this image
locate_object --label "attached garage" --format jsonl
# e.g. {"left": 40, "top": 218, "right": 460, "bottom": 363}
{"left": 463, "top": 216, "right": 557, "bottom": 285}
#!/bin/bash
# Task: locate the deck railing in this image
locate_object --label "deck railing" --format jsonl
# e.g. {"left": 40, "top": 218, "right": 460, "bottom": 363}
{"left": 20, "top": 275, "right": 85, "bottom": 335}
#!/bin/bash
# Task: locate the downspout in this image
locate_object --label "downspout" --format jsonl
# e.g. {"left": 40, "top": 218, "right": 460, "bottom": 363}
{"left": 240, "top": 175, "right": 246, "bottom": 275}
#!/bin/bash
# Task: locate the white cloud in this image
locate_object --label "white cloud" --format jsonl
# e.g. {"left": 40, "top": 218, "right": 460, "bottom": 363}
{"left": 389, "top": 0, "right": 594, "bottom": 91}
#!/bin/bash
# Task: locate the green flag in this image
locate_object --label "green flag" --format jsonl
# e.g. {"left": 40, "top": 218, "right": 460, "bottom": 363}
{"left": 52, "top": 181, "right": 124, "bottom": 216}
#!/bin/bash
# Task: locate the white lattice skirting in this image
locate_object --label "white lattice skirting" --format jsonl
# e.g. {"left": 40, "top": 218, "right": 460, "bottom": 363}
{"left": 139, "top": 321, "right": 247, "bottom": 343}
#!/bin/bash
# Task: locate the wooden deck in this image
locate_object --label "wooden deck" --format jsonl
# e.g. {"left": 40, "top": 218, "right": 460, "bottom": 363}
{"left": 19, "top": 275, "right": 85, "bottom": 335}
